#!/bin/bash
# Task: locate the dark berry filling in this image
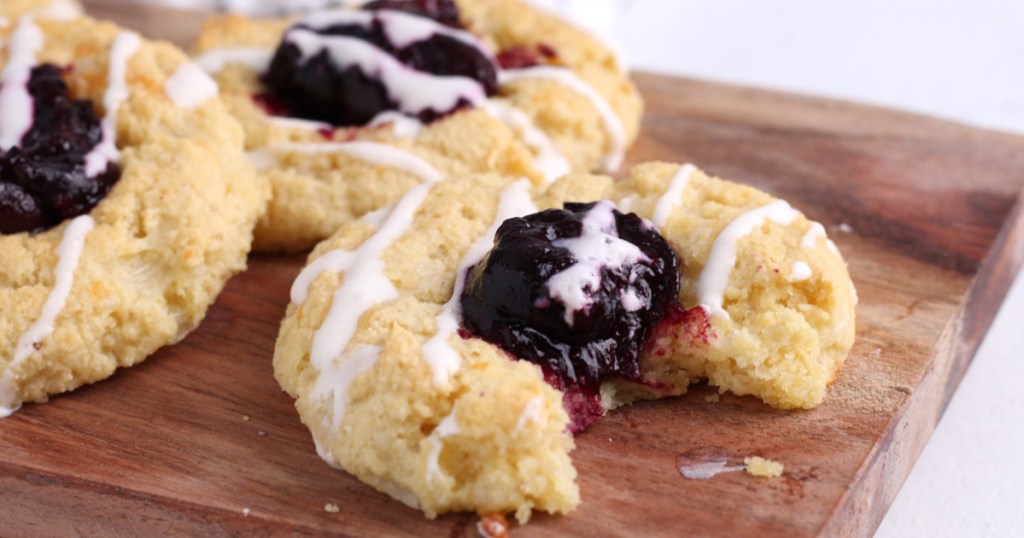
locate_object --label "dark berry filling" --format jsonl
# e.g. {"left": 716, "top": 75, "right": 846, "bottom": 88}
{"left": 263, "top": 1, "right": 498, "bottom": 127}
{"left": 495, "top": 44, "right": 558, "bottom": 70}
{"left": 460, "top": 202, "right": 681, "bottom": 431}
{"left": 0, "top": 64, "right": 120, "bottom": 235}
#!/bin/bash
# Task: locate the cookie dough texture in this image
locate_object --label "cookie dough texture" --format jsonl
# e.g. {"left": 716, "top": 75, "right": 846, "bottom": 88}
{"left": 606, "top": 163, "right": 857, "bottom": 410}
{"left": 0, "top": 0, "right": 82, "bottom": 19}
{"left": 274, "top": 163, "right": 855, "bottom": 520}
{"left": 0, "top": 18, "right": 267, "bottom": 412}
{"left": 193, "top": 0, "right": 643, "bottom": 252}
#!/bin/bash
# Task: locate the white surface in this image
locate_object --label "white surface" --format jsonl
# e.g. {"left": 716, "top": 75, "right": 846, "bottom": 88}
{"left": 528, "top": 1, "right": 1023, "bottom": 535}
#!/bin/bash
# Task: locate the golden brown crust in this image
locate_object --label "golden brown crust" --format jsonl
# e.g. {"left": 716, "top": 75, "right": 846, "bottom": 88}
{"left": 0, "top": 18, "right": 268, "bottom": 412}
{"left": 192, "top": 0, "right": 643, "bottom": 252}
{"left": 274, "top": 163, "right": 856, "bottom": 520}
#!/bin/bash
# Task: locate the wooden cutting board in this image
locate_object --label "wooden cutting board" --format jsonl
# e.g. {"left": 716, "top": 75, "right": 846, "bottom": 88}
{"left": 2, "top": 2, "right": 1023, "bottom": 536}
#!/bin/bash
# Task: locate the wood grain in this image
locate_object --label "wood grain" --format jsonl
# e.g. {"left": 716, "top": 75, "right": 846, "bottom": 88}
{"left": 2, "top": 3, "right": 1023, "bottom": 536}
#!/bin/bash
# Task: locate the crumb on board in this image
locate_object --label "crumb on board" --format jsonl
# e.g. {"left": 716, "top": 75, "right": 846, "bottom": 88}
{"left": 744, "top": 456, "right": 784, "bottom": 478}
{"left": 242, "top": 507, "right": 250, "bottom": 517}
{"left": 242, "top": 415, "right": 250, "bottom": 422}
{"left": 704, "top": 393, "right": 720, "bottom": 403}
{"left": 324, "top": 503, "right": 340, "bottom": 513}
{"left": 257, "top": 430, "right": 267, "bottom": 437}
{"left": 477, "top": 514, "right": 510, "bottom": 538}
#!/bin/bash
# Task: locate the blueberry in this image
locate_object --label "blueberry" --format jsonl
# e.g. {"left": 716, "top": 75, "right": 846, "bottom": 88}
{"left": 460, "top": 202, "right": 681, "bottom": 431}
{"left": 262, "top": 1, "right": 497, "bottom": 126}
{"left": 0, "top": 64, "right": 120, "bottom": 235}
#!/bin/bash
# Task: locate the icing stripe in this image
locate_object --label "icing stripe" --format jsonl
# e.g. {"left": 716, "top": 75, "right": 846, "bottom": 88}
{"left": 696, "top": 200, "right": 801, "bottom": 318}
{"left": 247, "top": 141, "right": 443, "bottom": 183}
{"left": 499, "top": 66, "right": 626, "bottom": 173}
{"left": 302, "top": 9, "right": 489, "bottom": 54}
{"left": 304, "top": 182, "right": 435, "bottom": 428}
{"left": 546, "top": 200, "right": 648, "bottom": 325}
{"left": 483, "top": 101, "right": 570, "bottom": 184}
{"left": 315, "top": 344, "right": 382, "bottom": 432}
{"left": 264, "top": 115, "right": 332, "bottom": 131}
{"left": 0, "top": 16, "right": 44, "bottom": 151}
{"left": 652, "top": 163, "right": 696, "bottom": 229}
{"left": 287, "top": 28, "right": 487, "bottom": 118}
{"left": 421, "top": 179, "right": 538, "bottom": 387}
{"left": 165, "top": 62, "right": 219, "bottom": 109}
{"left": 1, "top": 215, "right": 95, "bottom": 417}
{"left": 425, "top": 408, "right": 461, "bottom": 484}
{"left": 84, "top": 32, "right": 141, "bottom": 178}
{"left": 367, "top": 111, "right": 423, "bottom": 138}
{"left": 789, "top": 261, "right": 812, "bottom": 283}
{"left": 801, "top": 221, "right": 840, "bottom": 254}
{"left": 194, "top": 47, "right": 273, "bottom": 74}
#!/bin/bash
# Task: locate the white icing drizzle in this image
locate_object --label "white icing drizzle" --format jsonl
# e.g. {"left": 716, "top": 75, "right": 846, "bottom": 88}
{"left": 483, "top": 100, "right": 570, "bottom": 184}
{"left": 84, "top": 32, "right": 141, "bottom": 178}
{"left": 0, "top": 215, "right": 95, "bottom": 418}
{"left": 0, "top": 16, "right": 44, "bottom": 151}
{"left": 313, "top": 344, "right": 382, "bottom": 431}
{"left": 546, "top": 200, "right": 649, "bottom": 326}
{"left": 652, "top": 163, "right": 696, "bottom": 229}
{"left": 426, "top": 408, "right": 461, "bottom": 484}
{"left": 789, "top": 261, "right": 812, "bottom": 283}
{"left": 292, "top": 250, "right": 355, "bottom": 305}
{"left": 260, "top": 110, "right": 422, "bottom": 137}
{"left": 34, "top": 0, "right": 83, "bottom": 20}
{"left": 514, "top": 396, "right": 545, "bottom": 432}
{"left": 194, "top": 47, "right": 274, "bottom": 75}
{"left": 801, "top": 221, "right": 840, "bottom": 254}
{"left": 678, "top": 458, "right": 746, "bottom": 480}
{"left": 287, "top": 28, "right": 487, "bottom": 119}
{"left": 696, "top": 200, "right": 801, "bottom": 319}
{"left": 302, "top": 182, "right": 435, "bottom": 429}
{"left": 246, "top": 141, "right": 443, "bottom": 182}
{"left": 499, "top": 66, "right": 626, "bottom": 173}
{"left": 367, "top": 111, "right": 423, "bottom": 138}
{"left": 164, "top": 62, "right": 219, "bottom": 109}
{"left": 421, "top": 180, "right": 538, "bottom": 387}
{"left": 264, "top": 115, "right": 332, "bottom": 131}
{"left": 303, "top": 9, "right": 489, "bottom": 53}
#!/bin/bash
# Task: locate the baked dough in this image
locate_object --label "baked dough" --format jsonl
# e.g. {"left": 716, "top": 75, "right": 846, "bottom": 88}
{"left": 0, "top": 16, "right": 268, "bottom": 415}
{"left": 0, "top": 0, "right": 82, "bottom": 20}
{"left": 273, "top": 163, "right": 856, "bottom": 521}
{"left": 192, "top": 0, "right": 643, "bottom": 251}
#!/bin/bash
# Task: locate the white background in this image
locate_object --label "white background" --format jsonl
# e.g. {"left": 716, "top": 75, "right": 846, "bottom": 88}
{"left": 526, "top": 1, "right": 1023, "bottom": 536}
{"left": 125, "top": 0, "right": 1024, "bottom": 535}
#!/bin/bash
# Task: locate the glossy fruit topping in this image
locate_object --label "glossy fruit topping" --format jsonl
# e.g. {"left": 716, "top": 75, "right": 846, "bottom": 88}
{"left": 0, "top": 65, "right": 119, "bottom": 235}
{"left": 263, "top": 2, "right": 497, "bottom": 126}
{"left": 460, "top": 201, "right": 681, "bottom": 430}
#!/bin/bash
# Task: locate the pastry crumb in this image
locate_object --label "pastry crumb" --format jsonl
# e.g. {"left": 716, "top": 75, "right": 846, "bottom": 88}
{"left": 744, "top": 456, "right": 784, "bottom": 478}
{"left": 324, "top": 503, "right": 340, "bottom": 513}
{"left": 704, "top": 393, "right": 720, "bottom": 403}
{"left": 477, "top": 514, "right": 510, "bottom": 538}
{"left": 242, "top": 507, "right": 250, "bottom": 517}
{"left": 242, "top": 414, "right": 250, "bottom": 422}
